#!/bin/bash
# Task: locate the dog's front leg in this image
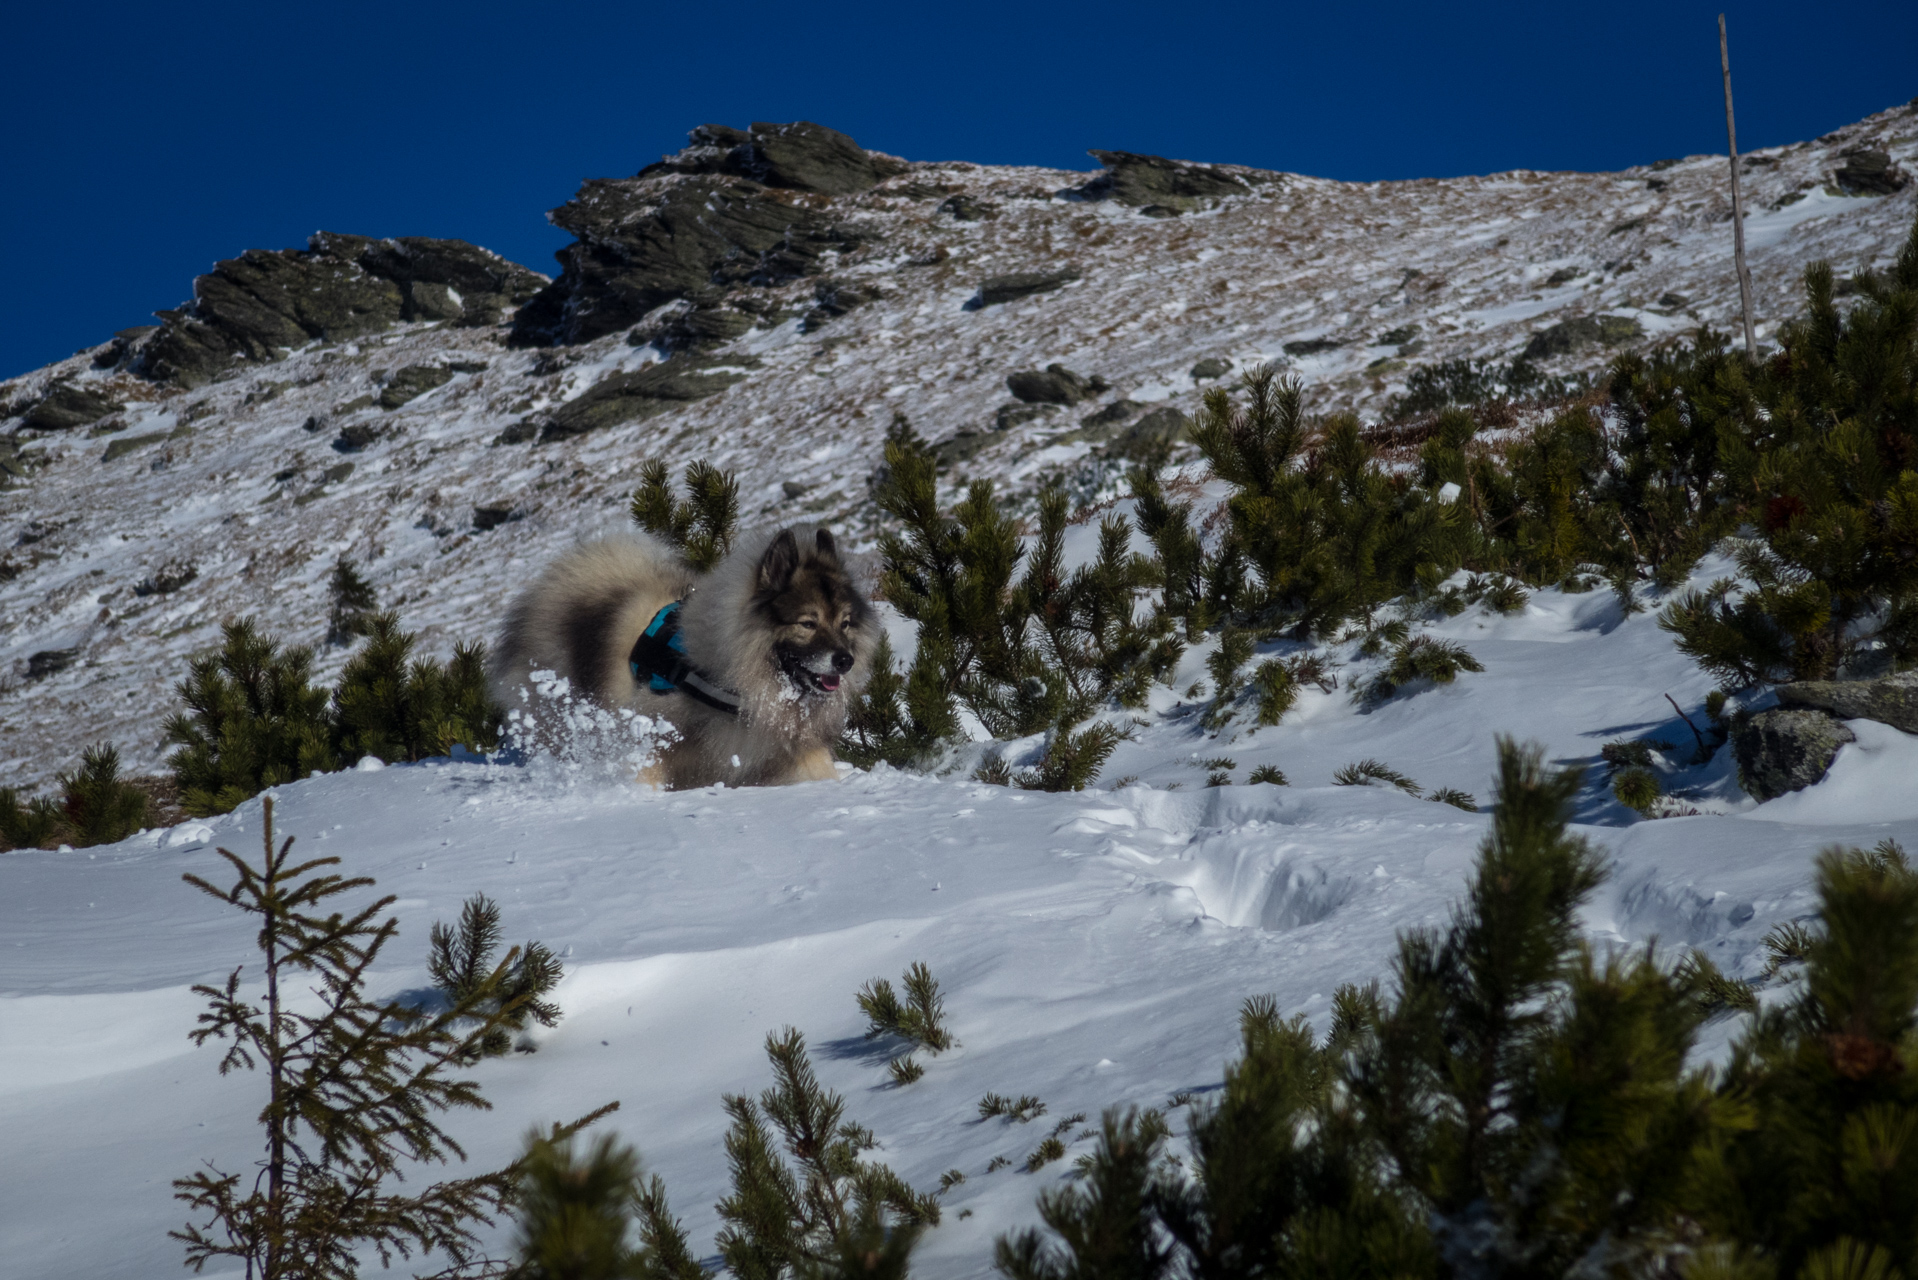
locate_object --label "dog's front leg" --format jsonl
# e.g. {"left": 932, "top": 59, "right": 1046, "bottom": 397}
{"left": 789, "top": 744, "right": 839, "bottom": 783}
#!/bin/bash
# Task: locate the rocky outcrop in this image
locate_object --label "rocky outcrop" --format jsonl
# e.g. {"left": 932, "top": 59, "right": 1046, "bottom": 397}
{"left": 1521, "top": 313, "right": 1643, "bottom": 361}
{"left": 1076, "top": 150, "right": 1260, "bottom": 215}
{"left": 531, "top": 357, "right": 755, "bottom": 442}
{"left": 1006, "top": 365, "right": 1103, "bottom": 405}
{"left": 140, "top": 234, "right": 545, "bottom": 388}
{"left": 1834, "top": 148, "right": 1909, "bottom": 195}
{"left": 1190, "top": 357, "right": 1232, "bottom": 381}
{"left": 22, "top": 381, "right": 124, "bottom": 430}
{"left": 1733, "top": 708, "right": 1856, "bottom": 801}
{"left": 1775, "top": 670, "right": 1918, "bottom": 734}
{"left": 976, "top": 268, "right": 1082, "bottom": 307}
{"left": 377, "top": 364, "right": 455, "bottom": 410}
{"left": 511, "top": 123, "right": 898, "bottom": 348}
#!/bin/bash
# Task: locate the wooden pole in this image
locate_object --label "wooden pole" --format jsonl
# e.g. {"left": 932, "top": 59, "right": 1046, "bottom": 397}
{"left": 1719, "top": 14, "right": 1760, "bottom": 354}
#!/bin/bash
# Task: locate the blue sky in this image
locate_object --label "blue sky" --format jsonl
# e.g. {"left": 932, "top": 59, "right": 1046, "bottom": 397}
{"left": 2, "top": 0, "right": 1912, "bottom": 379}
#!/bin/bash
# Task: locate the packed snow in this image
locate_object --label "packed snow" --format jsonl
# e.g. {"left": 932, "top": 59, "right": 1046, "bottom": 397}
{"left": 4, "top": 557, "right": 1917, "bottom": 1278}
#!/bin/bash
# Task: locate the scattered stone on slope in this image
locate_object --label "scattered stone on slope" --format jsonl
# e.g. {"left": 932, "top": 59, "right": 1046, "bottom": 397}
{"left": 472, "top": 503, "right": 520, "bottom": 531}
{"left": 994, "top": 403, "right": 1056, "bottom": 432}
{"left": 101, "top": 430, "right": 173, "bottom": 462}
{"left": 140, "top": 234, "right": 544, "bottom": 388}
{"left": 378, "top": 364, "right": 455, "bottom": 409}
{"left": 1190, "top": 357, "right": 1232, "bottom": 382}
{"left": 23, "top": 381, "right": 125, "bottom": 430}
{"left": 535, "top": 357, "right": 755, "bottom": 442}
{"left": 1775, "top": 670, "right": 1918, "bottom": 735}
{"left": 92, "top": 327, "right": 157, "bottom": 370}
{"left": 802, "top": 280, "right": 882, "bottom": 331}
{"left": 26, "top": 649, "right": 78, "bottom": 680}
{"left": 1076, "top": 150, "right": 1258, "bottom": 214}
{"left": 1521, "top": 313, "right": 1643, "bottom": 361}
{"left": 1283, "top": 338, "right": 1341, "bottom": 357}
{"left": 938, "top": 194, "right": 997, "bottom": 221}
{"left": 1733, "top": 708, "right": 1856, "bottom": 801}
{"left": 1007, "top": 365, "right": 1100, "bottom": 405}
{"left": 333, "top": 422, "right": 386, "bottom": 451}
{"left": 1112, "top": 406, "right": 1191, "bottom": 455}
{"left": 1833, "top": 148, "right": 1909, "bottom": 195}
{"left": 976, "top": 267, "right": 1082, "bottom": 307}
{"left": 1082, "top": 399, "right": 1143, "bottom": 427}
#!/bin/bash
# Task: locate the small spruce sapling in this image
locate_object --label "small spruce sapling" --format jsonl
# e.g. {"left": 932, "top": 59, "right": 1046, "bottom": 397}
{"left": 858, "top": 961, "right": 954, "bottom": 1053}
{"left": 324, "top": 556, "right": 379, "bottom": 646}
{"left": 172, "top": 798, "right": 576, "bottom": 1280}
{"left": 1362, "top": 635, "right": 1484, "bottom": 702}
{"left": 0, "top": 785, "right": 62, "bottom": 850}
{"left": 993, "top": 1109, "right": 1174, "bottom": 1280}
{"left": 428, "top": 893, "right": 564, "bottom": 1056}
{"left": 1, "top": 743, "right": 151, "bottom": 849}
{"left": 980, "top": 1094, "right": 1046, "bottom": 1123}
{"left": 1331, "top": 759, "right": 1423, "bottom": 796}
{"left": 1013, "top": 721, "right": 1125, "bottom": 793}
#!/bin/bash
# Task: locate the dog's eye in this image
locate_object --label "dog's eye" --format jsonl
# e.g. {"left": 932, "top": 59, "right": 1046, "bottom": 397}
{"left": 798, "top": 618, "right": 818, "bottom": 630}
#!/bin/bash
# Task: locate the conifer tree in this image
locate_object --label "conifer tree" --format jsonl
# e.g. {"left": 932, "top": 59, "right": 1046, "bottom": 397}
{"left": 55, "top": 741, "right": 151, "bottom": 845}
{"left": 325, "top": 556, "right": 380, "bottom": 646}
{"left": 428, "top": 893, "right": 564, "bottom": 1058}
{"left": 172, "top": 798, "right": 565, "bottom": 1279}
{"left": 0, "top": 784, "right": 63, "bottom": 851}
{"left": 165, "top": 618, "right": 339, "bottom": 816}
{"left": 1700, "top": 839, "right": 1918, "bottom": 1276}
{"left": 509, "top": 1132, "right": 703, "bottom": 1280}
{"left": 994, "top": 1109, "right": 1175, "bottom": 1280}
{"left": 332, "top": 612, "right": 501, "bottom": 763}
{"left": 632, "top": 459, "right": 741, "bottom": 572}
{"left": 715, "top": 1028, "right": 938, "bottom": 1280}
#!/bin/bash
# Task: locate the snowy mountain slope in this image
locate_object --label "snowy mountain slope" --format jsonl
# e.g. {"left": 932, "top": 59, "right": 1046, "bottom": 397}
{"left": 5, "top": 545, "right": 1918, "bottom": 1277}
{"left": 2, "top": 105, "right": 1916, "bottom": 792}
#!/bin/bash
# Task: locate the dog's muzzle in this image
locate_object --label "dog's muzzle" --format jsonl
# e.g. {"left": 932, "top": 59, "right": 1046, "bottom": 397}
{"left": 779, "top": 646, "right": 854, "bottom": 694}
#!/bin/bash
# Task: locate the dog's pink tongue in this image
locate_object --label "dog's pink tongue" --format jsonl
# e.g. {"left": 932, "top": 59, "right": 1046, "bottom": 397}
{"left": 820, "top": 673, "right": 841, "bottom": 691}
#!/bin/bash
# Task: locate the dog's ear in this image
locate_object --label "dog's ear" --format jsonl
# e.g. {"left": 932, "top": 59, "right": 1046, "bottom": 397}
{"left": 758, "top": 529, "right": 800, "bottom": 593}
{"left": 813, "top": 528, "right": 838, "bottom": 563}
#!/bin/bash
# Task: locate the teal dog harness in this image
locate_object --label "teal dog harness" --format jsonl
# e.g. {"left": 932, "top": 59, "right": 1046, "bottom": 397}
{"left": 628, "top": 601, "right": 741, "bottom": 715}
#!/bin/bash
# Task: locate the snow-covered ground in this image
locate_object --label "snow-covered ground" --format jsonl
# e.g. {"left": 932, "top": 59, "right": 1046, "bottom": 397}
{"left": 5, "top": 558, "right": 1917, "bottom": 1279}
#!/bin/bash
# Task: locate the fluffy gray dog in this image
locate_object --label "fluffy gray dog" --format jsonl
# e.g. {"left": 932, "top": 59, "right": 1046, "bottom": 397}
{"left": 490, "top": 526, "right": 876, "bottom": 788}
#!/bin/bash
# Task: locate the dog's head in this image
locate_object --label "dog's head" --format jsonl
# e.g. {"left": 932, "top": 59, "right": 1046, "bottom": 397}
{"left": 751, "top": 528, "right": 872, "bottom": 698}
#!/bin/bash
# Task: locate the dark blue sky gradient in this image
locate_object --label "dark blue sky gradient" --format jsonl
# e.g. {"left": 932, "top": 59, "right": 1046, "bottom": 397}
{"left": 3, "top": 0, "right": 1912, "bottom": 378}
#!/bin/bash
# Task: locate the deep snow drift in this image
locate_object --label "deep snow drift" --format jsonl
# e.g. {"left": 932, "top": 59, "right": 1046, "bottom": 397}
{"left": 4, "top": 566, "right": 1916, "bottom": 1279}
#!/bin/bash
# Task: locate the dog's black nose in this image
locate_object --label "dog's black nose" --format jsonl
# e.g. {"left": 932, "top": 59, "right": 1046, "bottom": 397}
{"left": 832, "top": 649, "right": 854, "bottom": 672}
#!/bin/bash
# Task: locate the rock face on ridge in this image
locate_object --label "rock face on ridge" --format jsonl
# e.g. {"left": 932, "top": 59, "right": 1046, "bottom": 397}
{"left": 1076, "top": 150, "right": 1262, "bottom": 215}
{"left": 510, "top": 121, "right": 901, "bottom": 348}
{"left": 140, "top": 234, "right": 547, "bottom": 387}
{"left": 1775, "top": 670, "right": 1918, "bottom": 734}
{"left": 1733, "top": 708, "right": 1857, "bottom": 801}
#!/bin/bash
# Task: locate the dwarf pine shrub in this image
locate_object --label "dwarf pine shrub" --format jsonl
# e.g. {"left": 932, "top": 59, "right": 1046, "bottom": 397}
{"left": 333, "top": 612, "right": 501, "bottom": 763}
{"left": 427, "top": 893, "right": 564, "bottom": 1057}
{"left": 631, "top": 458, "right": 740, "bottom": 571}
{"left": 712, "top": 1028, "right": 939, "bottom": 1280}
{"left": 1362, "top": 634, "right": 1484, "bottom": 702}
{"left": 511, "top": 1132, "right": 704, "bottom": 1280}
{"left": 0, "top": 742, "right": 150, "bottom": 850}
{"left": 165, "top": 619, "right": 338, "bottom": 816}
{"left": 857, "top": 962, "right": 954, "bottom": 1053}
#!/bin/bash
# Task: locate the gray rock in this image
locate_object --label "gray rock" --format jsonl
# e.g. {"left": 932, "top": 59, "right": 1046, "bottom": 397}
{"left": 378, "top": 364, "right": 454, "bottom": 410}
{"left": 1190, "top": 357, "right": 1232, "bottom": 382}
{"left": 1283, "top": 338, "right": 1340, "bottom": 357}
{"left": 801, "top": 280, "right": 882, "bottom": 332}
{"left": 537, "top": 357, "right": 754, "bottom": 442}
{"left": 1007, "top": 364, "right": 1095, "bottom": 405}
{"left": 1775, "top": 670, "right": 1918, "bottom": 734}
{"left": 473, "top": 504, "right": 520, "bottom": 531}
{"left": 24, "top": 382, "right": 124, "bottom": 430}
{"left": 1656, "top": 292, "right": 1690, "bottom": 309}
{"left": 1733, "top": 708, "right": 1856, "bottom": 801}
{"left": 1106, "top": 406, "right": 1191, "bottom": 458}
{"left": 1377, "top": 324, "right": 1422, "bottom": 344}
{"left": 27, "top": 649, "right": 78, "bottom": 680}
{"left": 1082, "top": 399, "right": 1143, "bottom": 427}
{"left": 101, "top": 430, "right": 172, "bottom": 462}
{"left": 650, "top": 120, "right": 893, "bottom": 196}
{"left": 92, "top": 326, "right": 158, "bottom": 370}
{"left": 403, "top": 281, "right": 465, "bottom": 321}
{"left": 938, "top": 194, "right": 997, "bottom": 221}
{"left": 333, "top": 422, "right": 385, "bottom": 451}
{"left": 1834, "top": 149, "right": 1909, "bottom": 195}
{"left": 1521, "top": 314, "right": 1643, "bottom": 361}
{"left": 994, "top": 403, "right": 1055, "bottom": 432}
{"left": 1076, "top": 150, "right": 1255, "bottom": 213}
{"left": 977, "top": 268, "right": 1082, "bottom": 306}
{"left": 1545, "top": 267, "right": 1582, "bottom": 287}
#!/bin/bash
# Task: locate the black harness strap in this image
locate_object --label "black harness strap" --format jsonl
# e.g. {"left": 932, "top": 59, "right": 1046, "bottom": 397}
{"left": 628, "top": 601, "right": 742, "bottom": 716}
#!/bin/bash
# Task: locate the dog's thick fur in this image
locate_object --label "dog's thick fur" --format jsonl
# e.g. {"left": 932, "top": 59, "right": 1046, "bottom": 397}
{"left": 489, "top": 526, "right": 876, "bottom": 788}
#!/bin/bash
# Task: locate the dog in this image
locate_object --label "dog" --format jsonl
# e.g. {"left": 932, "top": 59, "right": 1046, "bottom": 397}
{"left": 489, "top": 525, "right": 876, "bottom": 789}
